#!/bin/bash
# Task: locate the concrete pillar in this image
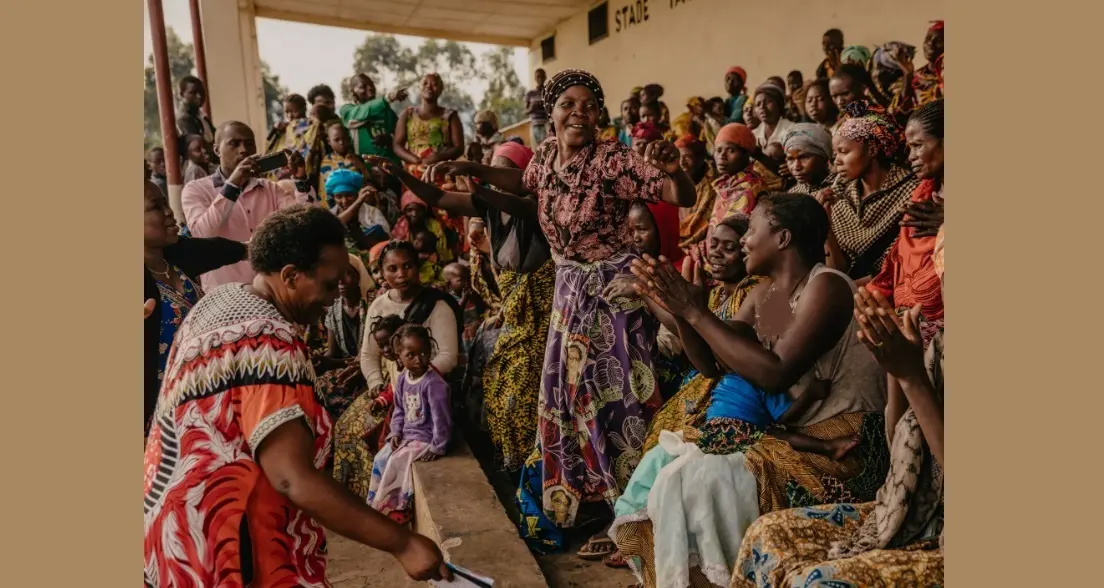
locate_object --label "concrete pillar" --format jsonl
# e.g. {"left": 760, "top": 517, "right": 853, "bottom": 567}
{"left": 199, "top": 0, "right": 267, "bottom": 138}
{"left": 188, "top": 0, "right": 212, "bottom": 120}
{"left": 147, "top": 0, "right": 185, "bottom": 223}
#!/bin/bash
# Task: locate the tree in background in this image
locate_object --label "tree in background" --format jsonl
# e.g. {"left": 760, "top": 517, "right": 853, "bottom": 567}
{"left": 260, "top": 62, "right": 290, "bottom": 132}
{"left": 344, "top": 35, "right": 528, "bottom": 137}
{"left": 479, "top": 46, "right": 526, "bottom": 128}
{"left": 143, "top": 27, "right": 288, "bottom": 152}
{"left": 143, "top": 28, "right": 194, "bottom": 152}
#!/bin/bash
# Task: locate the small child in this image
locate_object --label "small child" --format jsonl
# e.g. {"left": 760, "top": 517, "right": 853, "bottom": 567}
{"left": 181, "top": 134, "right": 211, "bottom": 184}
{"left": 146, "top": 147, "right": 167, "bottom": 196}
{"left": 691, "top": 374, "right": 859, "bottom": 461}
{"left": 319, "top": 121, "right": 370, "bottom": 208}
{"left": 359, "top": 315, "right": 407, "bottom": 456}
{"left": 443, "top": 262, "right": 487, "bottom": 353}
{"left": 368, "top": 324, "right": 453, "bottom": 524}
{"left": 326, "top": 168, "right": 391, "bottom": 258}
{"left": 755, "top": 141, "right": 788, "bottom": 192}
{"left": 412, "top": 228, "right": 445, "bottom": 287}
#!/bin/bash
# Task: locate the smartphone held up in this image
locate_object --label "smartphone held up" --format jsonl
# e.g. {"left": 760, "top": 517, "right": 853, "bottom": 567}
{"left": 255, "top": 151, "right": 290, "bottom": 174}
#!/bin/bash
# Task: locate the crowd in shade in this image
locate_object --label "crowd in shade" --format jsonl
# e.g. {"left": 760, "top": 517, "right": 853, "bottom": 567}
{"left": 142, "top": 19, "right": 945, "bottom": 588}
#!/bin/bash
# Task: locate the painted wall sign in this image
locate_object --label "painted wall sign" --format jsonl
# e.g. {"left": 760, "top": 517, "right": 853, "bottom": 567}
{"left": 614, "top": 0, "right": 650, "bottom": 33}
{"left": 670, "top": 0, "right": 692, "bottom": 7}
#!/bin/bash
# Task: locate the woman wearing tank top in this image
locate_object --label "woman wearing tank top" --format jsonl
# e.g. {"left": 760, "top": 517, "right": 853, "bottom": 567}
{"left": 610, "top": 194, "right": 889, "bottom": 588}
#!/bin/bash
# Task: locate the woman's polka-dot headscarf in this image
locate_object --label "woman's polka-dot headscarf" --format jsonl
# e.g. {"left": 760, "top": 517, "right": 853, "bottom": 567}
{"left": 835, "top": 101, "right": 903, "bottom": 161}
{"left": 543, "top": 69, "right": 605, "bottom": 111}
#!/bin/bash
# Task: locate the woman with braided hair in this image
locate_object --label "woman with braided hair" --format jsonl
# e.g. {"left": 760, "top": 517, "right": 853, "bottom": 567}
{"left": 821, "top": 101, "right": 920, "bottom": 284}
{"left": 866, "top": 99, "right": 945, "bottom": 347}
{"left": 422, "top": 68, "right": 696, "bottom": 558}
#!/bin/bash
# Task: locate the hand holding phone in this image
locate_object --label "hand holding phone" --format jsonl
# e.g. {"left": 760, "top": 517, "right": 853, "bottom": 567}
{"left": 227, "top": 155, "right": 260, "bottom": 187}
{"left": 255, "top": 151, "right": 290, "bottom": 174}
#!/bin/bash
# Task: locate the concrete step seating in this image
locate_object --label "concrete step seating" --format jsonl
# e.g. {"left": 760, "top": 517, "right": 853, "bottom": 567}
{"left": 411, "top": 437, "right": 549, "bottom": 587}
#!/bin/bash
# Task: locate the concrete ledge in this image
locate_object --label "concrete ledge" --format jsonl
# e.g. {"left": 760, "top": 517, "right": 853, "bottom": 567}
{"left": 413, "top": 438, "right": 549, "bottom": 588}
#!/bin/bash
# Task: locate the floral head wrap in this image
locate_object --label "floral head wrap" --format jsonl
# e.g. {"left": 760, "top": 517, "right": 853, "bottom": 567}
{"left": 836, "top": 101, "right": 904, "bottom": 161}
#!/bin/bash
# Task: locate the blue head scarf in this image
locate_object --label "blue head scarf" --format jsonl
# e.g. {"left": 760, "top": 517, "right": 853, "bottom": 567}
{"left": 324, "top": 168, "right": 363, "bottom": 197}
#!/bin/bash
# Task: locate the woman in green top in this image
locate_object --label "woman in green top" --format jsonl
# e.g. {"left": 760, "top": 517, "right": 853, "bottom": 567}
{"left": 340, "top": 73, "right": 408, "bottom": 166}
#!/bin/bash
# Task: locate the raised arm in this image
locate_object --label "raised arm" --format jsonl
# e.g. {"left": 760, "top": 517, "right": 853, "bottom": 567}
{"left": 643, "top": 141, "right": 697, "bottom": 207}
{"left": 371, "top": 157, "right": 477, "bottom": 217}
{"left": 471, "top": 183, "right": 538, "bottom": 220}
{"left": 642, "top": 258, "right": 854, "bottom": 392}
{"left": 665, "top": 289, "right": 758, "bottom": 379}
{"left": 164, "top": 236, "right": 247, "bottom": 278}
{"left": 855, "top": 292, "right": 943, "bottom": 467}
{"left": 423, "top": 160, "right": 528, "bottom": 196}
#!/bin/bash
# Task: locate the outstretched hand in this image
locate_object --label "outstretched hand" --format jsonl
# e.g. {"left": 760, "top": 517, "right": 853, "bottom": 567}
{"left": 854, "top": 288, "right": 926, "bottom": 381}
{"left": 363, "top": 155, "right": 402, "bottom": 178}
{"left": 422, "top": 160, "right": 472, "bottom": 184}
{"left": 387, "top": 87, "right": 409, "bottom": 103}
{"left": 630, "top": 254, "right": 707, "bottom": 317}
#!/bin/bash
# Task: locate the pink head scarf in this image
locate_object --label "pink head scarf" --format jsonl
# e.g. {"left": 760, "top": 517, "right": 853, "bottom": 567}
{"left": 493, "top": 141, "right": 534, "bottom": 170}
{"left": 400, "top": 190, "right": 427, "bottom": 210}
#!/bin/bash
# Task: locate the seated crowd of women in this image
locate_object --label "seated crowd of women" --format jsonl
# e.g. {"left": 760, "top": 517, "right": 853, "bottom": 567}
{"left": 142, "top": 19, "right": 945, "bottom": 588}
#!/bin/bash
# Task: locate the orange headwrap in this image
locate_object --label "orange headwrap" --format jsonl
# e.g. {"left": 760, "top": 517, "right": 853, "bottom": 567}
{"left": 674, "top": 134, "right": 707, "bottom": 159}
{"left": 715, "top": 123, "right": 756, "bottom": 153}
{"left": 726, "top": 66, "right": 747, "bottom": 84}
{"left": 368, "top": 241, "right": 389, "bottom": 266}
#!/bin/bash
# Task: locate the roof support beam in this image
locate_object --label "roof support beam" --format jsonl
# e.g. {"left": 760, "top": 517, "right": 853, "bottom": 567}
{"left": 253, "top": 7, "right": 532, "bottom": 47}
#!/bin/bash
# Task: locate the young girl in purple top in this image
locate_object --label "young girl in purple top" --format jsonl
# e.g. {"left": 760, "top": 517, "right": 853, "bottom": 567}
{"left": 368, "top": 324, "right": 454, "bottom": 524}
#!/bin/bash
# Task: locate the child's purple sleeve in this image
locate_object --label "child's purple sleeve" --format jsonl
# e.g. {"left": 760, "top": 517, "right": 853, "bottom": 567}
{"left": 388, "top": 373, "right": 406, "bottom": 441}
{"left": 427, "top": 375, "right": 453, "bottom": 455}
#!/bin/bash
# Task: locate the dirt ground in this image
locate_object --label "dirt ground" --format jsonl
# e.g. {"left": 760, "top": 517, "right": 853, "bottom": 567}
{"left": 324, "top": 531, "right": 634, "bottom": 588}
{"left": 325, "top": 532, "right": 414, "bottom": 588}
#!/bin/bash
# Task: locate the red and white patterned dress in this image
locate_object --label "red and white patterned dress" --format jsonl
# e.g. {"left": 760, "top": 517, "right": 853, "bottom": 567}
{"left": 143, "top": 284, "right": 333, "bottom": 588}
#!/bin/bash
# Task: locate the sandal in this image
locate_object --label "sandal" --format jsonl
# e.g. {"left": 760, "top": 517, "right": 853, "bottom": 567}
{"left": 577, "top": 536, "right": 616, "bottom": 561}
{"left": 603, "top": 549, "right": 629, "bottom": 568}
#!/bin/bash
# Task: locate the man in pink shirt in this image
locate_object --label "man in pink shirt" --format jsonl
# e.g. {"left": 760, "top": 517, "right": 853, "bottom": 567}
{"left": 182, "top": 121, "right": 317, "bottom": 291}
